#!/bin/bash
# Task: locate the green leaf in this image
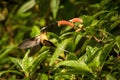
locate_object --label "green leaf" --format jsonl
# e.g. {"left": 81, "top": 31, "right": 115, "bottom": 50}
{"left": 50, "top": 38, "right": 72, "bottom": 66}
{"left": 17, "top": 0, "right": 36, "bottom": 14}
{"left": 10, "top": 50, "right": 48, "bottom": 77}
{"left": 79, "top": 37, "right": 92, "bottom": 54}
{"left": 82, "top": 15, "right": 94, "bottom": 27}
{"left": 10, "top": 50, "right": 32, "bottom": 76}
{"left": 22, "top": 50, "right": 31, "bottom": 72}
{"left": 30, "top": 25, "right": 40, "bottom": 37}
{"left": 86, "top": 46, "right": 103, "bottom": 69}
{"left": 0, "top": 45, "right": 16, "bottom": 60}
{"left": 108, "top": 20, "right": 120, "bottom": 32}
{"left": 104, "top": 11, "right": 117, "bottom": 19}
{"left": 85, "top": 19, "right": 98, "bottom": 35}
{"left": 9, "top": 57, "right": 22, "bottom": 69}
{"left": 40, "top": 73, "right": 48, "bottom": 80}
{"left": 97, "top": 20, "right": 107, "bottom": 28}
{"left": 60, "top": 32, "right": 74, "bottom": 39}
{"left": 99, "top": 41, "right": 115, "bottom": 66}
{"left": 66, "top": 53, "right": 78, "bottom": 60}
{"left": 55, "top": 60, "right": 92, "bottom": 73}
{"left": 60, "top": 26, "right": 72, "bottom": 34}
{"left": 50, "top": 0, "right": 60, "bottom": 19}
{"left": 28, "top": 50, "right": 49, "bottom": 72}
{"left": 87, "top": 41, "right": 115, "bottom": 70}
{"left": 0, "top": 70, "right": 23, "bottom": 77}
{"left": 54, "top": 74, "right": 71, "bottom": 80}
{"left": 74, "top": 34, "right": 83, "bottom": 48}
{"left": 106, "top": 73, "right": 116, "bottom": 80}
{"left": 48, "top": 32, "right": 61, "bottom": 43}
{"left": 115, "top": 36, "right": 120, "bottom": 50}
{"left": 93, "top": 10, "right": 108, "bottom": 18}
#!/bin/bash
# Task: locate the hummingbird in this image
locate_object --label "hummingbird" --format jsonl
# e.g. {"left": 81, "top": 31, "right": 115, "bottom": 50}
{"left": 18, "top": 26, "right": 55, "bottom": 56}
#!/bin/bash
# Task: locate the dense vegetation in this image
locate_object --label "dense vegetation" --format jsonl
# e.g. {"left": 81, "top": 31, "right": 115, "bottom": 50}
{"left": 0, "top": 0, "right": 120, "bottom": 79}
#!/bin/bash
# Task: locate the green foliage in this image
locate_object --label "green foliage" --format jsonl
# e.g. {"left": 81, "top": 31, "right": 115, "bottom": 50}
{"left": 0, "top": 0, "right": 120, "bottom": 79}
{"left": 55, "top": 60, "right": 92, "bottom": 73}
{"left": 17, "top": 0, "right": 36, "bottom": 17}
{"left": 50, "top": 0, "right": 60, "bottom": 19}
{"left": 10, "top": 50, "right": 49, "bottom": 77}
{"left": 30, "top": 25, "right": 40, "bottom": 37}
{"left": 50, "top": 38, "right": 72, "bottom": 66}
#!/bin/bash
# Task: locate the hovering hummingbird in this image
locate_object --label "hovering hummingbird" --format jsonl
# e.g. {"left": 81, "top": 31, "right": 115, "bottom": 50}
{"left": 18, "top": 19, "right": 78, "bottom": 55}
{"left": 18, "top": 26, "right": 55, "bottom": 56}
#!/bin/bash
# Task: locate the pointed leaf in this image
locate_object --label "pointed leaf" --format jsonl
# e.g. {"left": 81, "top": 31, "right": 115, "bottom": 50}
{"left": 22, "top": 50, "right": 31, "bottom": 71}
{"left": 29, "top": 50, "right": 49, "bottom": 72}
{"left": 99, "top": 41, "right": 115, "bottom": 66}
{"left": 88, "top": 41, "right": 115, "bottom": 69}
{"left": 87, "top": 47, "right": 103, "bottom": 69}
{"left": 104, "top": 11, "right": 117, "bottom": 19}
{"left": 55, "top": 60, "right": 92, "bottom": 73}
{"left": 0, "top": 70, "right": 23, "bottom": 77}
{"left": 79, "top": 37, "right": 92, "bottom": 54}
{"left": 50, "top": 38, "right": 72, "bottom": 66}
{"left": 17, "top": 0, "right": 36, "bottom": 14}
{"left": 115, "top": 36, "right": 120, "bottom": 53}
{"left": 74, "top": 34, "right": 83, "bottom": 46}
{"left": 0, "top": 45, "right": 16, "bottom": 60}
{"left": 9, "top": 57, "right": 22, "bottom": 69}
{"left": 50, "top": 0, "right": 60, "bottom": 19}
{"left": 93, "top": 10, "right": 108, "bottom": 18}
{"left": 108, "top": 20, "right": 120, "bottom": 32}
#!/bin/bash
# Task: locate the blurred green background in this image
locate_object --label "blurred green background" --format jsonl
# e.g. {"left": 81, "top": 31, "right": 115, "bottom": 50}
{"left": 0, "top": 0, "right": 120, "bottom": 79}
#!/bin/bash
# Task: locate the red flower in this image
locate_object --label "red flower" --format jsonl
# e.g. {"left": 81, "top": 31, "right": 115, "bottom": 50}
{"left": 57, "top": 20, "right": 74, "bottom": 27}
{"left": 69, "top": 18, "right": 83, "bottom": 23}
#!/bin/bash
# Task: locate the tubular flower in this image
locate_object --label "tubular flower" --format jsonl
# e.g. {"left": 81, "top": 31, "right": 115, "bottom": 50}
{"left": 57, "top": 20, "right": 74, "bottom": 28}
{"left": 69, "top": 18, "right": 83, "bottom": 23}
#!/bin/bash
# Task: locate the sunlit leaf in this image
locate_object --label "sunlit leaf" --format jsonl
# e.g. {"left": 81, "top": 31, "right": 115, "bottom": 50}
{"left": 10, "top": 50, "right": 48, "bottom": 77}
{"left": 87, "top": 41, "right": 115, "bottom": 69}
{"left": 54, "top": 74, "right": 71, "bottom": 80}
{"left": 9, "top": 57, "right": 22, "bottom": 70}
{"left": 40, "top": 73, "right": 48, "bottom": 80}
{"left": 22, "top": 50, "right": 31, "bottom": 72}
{"left": 28, "top": 50, "right": 49, "bottom": 72}
{"left": 55, "top": 60, "right": 92, "bottom": 73}
{"left": 50, "top": 38, "right": 72, "bottom": 66}
{"left": 87, "top": 47, "right": 103, "bottom": 69}
{"left": 30, "top": 25, "right": 40, "bottom": 37}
